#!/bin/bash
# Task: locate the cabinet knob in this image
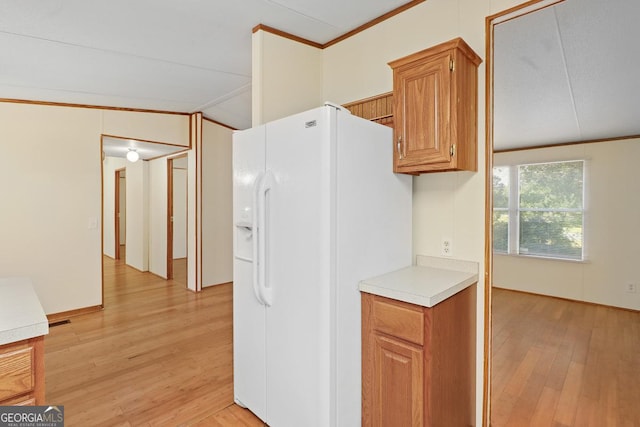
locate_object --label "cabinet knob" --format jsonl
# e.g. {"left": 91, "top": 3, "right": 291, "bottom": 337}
{"left": 397, "top": 136, "right": 404, "bottom": 160}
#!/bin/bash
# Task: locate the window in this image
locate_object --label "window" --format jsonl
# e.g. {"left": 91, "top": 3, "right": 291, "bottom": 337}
{"left": 493, "top": 160, "right": 585, "bottom": 260}
{"left": 492, "top": 166, "right": 509, "bottom": 253}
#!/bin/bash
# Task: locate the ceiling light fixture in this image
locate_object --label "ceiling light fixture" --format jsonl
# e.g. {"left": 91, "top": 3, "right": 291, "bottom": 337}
{"left": 126, "top": 148, "right": 140, "bottom": 162}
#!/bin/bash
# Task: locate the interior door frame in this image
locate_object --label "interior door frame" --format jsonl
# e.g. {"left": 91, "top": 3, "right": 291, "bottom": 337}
{"left": 167, "top": 157, "right": 175, "bottom": 280}
{"left": 167, "top": 153, "right": 188, "bottom": 281}
{"left": 114, "top": 168, "right": 125, "bottom": 260}
{"left": 483, "top": 0, "right": 564, "bottom": 424}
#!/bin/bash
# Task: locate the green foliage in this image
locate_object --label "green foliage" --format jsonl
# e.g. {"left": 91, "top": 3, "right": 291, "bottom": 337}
{"left": 493, "top": 167, "right": 509, "bottom": 208}
{"left": 492, "top": 162, "right": 584, "bottom": 260}
{"left": 493, "top": 211, "right": 508, "bottom": 252}
{"left": 519, "top": 211, "right": 582, "bottom": 259}
{"left": 519, "top": 161, "right": 583, "bottom": 209}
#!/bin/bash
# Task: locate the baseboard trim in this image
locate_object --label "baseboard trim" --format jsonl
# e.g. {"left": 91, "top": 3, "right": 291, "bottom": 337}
{"left": 492, "top": 286, "right": 640, "bottom": 313}
{"left": 47, "top": 305, "right": 103, "bottom": 323}
{"left": 202, "top": 281, "right": 233, "bottom": 289}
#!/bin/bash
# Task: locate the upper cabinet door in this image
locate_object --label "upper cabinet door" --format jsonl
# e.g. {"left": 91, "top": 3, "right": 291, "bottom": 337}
{"left": 390, "top": 38, "right": 482, "bottom": 174}
{"left": 395, "top": 51, "right": 452, "bottom": 170}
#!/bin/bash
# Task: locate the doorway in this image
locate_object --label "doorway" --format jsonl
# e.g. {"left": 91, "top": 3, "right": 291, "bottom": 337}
{"left": 114, "top": 168, "right": 126, "bottom": 260}
{"left": 486, "top": 0, "right": 640, "bottom": 424}
{"left": 167, "top": 155, "right": 188, "bottom": 286}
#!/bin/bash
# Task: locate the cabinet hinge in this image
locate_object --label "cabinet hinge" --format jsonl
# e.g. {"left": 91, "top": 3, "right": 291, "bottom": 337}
{"left": 449, "top": 57, "right": 454, "bottom": 72}
{"left": 450, "top": 144, "right": 456, "bottom": 157}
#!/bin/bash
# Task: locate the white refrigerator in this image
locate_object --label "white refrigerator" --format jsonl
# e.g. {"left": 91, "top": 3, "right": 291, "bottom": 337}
{"left": 232, "top": 104, "right": 412, "bottom": 426}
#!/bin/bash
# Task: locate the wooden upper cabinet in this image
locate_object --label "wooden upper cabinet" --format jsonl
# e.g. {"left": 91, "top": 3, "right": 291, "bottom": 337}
{"left": 389, "top": 38, "right": 482, "bottom": 174}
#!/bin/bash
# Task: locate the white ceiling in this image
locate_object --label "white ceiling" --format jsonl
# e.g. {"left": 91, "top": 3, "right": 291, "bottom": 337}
{"left": 0, "top": 0, "right": 411, "bottom": 131}
{"left": 494, "top": 0, "right": 640, "bottom": 150}
{"left": 5, "top": 0, "right": 634, "bottom": 153}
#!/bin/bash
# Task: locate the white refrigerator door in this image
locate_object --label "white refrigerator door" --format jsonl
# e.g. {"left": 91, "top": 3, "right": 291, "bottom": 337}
{"left": 263, "top": 107, "right": 333, "bottom": 426}
{"left": 232, "top": 125, "right": 267, "bottom": 421}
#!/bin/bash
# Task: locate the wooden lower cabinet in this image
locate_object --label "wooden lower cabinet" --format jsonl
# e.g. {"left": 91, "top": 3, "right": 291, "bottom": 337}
{"left": 0, "top": 336, "right": 45, "bottom": 406}
{"left": 362, "top": 284, "right": 476, "bottom": 426}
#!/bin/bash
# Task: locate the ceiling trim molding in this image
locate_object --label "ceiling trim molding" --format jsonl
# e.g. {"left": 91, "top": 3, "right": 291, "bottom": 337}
{"left": 147, "top": 148, "right": 191, "bottom": 162}
{"left": 487, "top": 0, "right": 564, "bottom": 26}
{"left": 202, "top": 116, "right": 237, "bottom": 131}
{"left": 494, "top": 133, "right": 640, "bottom": 154}
{"left": 253, "top": 24, "right": 323, "bottom": 48}
{"left": 0, "top": 97, "right": 190, "bottom": 116}
{"left": 323, "top": 0, "right": 425, "bottom": 48}
{"left": 253, "top": 0, "right": 425, "bottom": 50}
{"left": 101, "top": 134, "right": 192, "bottom": 149}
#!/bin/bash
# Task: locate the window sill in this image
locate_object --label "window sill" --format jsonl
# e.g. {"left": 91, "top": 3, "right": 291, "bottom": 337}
{"left": 493, "top": 252, "right": 589, "bottom": 264}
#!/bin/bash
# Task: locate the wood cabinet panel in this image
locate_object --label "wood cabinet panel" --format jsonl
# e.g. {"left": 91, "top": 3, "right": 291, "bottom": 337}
{"left": 0, "top": 345, "right": 34, "bottom": 401}
{"left": 372, "top": 298, "right": 423, "bottom": 346}
{"left": 389, "top": 38, "right": 481, "bottom": 174}
{"left": 362, "top": 285, "right": 477, "bottom": 426}
{"left": 343, "top": 92, "right": 394, "bottom": 128}
{"left": 0, "top": 336, "right": 45, "bottom": 406}
{"left": 397, "top": 52, "right": 451, "bottom": 167}
{"left": 373, "top": 335, "right": 424, "bottom": 426}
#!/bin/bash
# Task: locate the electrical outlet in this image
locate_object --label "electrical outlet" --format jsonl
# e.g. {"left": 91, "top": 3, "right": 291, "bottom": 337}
{"left": 441, "top": 238, "right": 452, "bottom": 256}
{"left": 626, "top": 283, "right": 637, "bottom": 293}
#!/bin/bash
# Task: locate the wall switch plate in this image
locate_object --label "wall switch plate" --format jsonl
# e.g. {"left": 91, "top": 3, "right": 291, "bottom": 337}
{"left": 441, "top": 238, "right": 452, "bottom": 256}
{"left": 626, "top": 283, "right": 637, "bottom": 293}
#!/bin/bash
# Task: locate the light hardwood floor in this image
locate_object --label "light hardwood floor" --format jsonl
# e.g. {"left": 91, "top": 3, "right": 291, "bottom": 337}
{"left": 491, "top": 288, "right": 640, "bottom": 426}
{"left": 44, "top": 255, "right": 264, "bottom": 426}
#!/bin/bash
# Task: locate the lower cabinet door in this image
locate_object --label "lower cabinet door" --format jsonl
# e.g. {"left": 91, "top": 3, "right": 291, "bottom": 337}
{"left": 373, "top": 334, "right": 424, "bottom": 426}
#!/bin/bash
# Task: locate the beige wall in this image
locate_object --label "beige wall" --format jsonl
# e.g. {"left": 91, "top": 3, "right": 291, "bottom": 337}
{"left": 494, "top": 139, "right": 640, "bottom": 311}
{"left": 252, "top": 30, "right": 323, "bottom": 126}
{"left": 124, "top": 159, "right": 149, "bottom": 272}
{"left": 201, "top": 120, "right": 233, "bottom": 287}
{"left": 0, "top": 103, "right": 102, "bottom": 314}
{"left": 103, "top": 156, "right": 128, "bottom": 258}
{"left": 103, "top": 110, "right": 189, "bottom": 145}
{"left": 148, "top": 156, "right": 168, "bottom": 278}
{"left": 0, "top": 101, "right": 189, "bottom": 314}
{"left": 173, "top": 168, "right": 188, "bottom": 259}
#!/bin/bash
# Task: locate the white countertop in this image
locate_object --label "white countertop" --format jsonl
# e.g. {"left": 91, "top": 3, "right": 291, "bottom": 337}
{"left": 359, "top": 255, "right": 478, "bottom": 307}
{"left": 0, "top": 277, "right": 49, "bottom": 346}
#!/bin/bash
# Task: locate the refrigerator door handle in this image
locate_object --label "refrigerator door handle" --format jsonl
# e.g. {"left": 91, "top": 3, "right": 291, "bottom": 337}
{"left": 257, "top": 170, "right": 275, "bottom": 307}
{"left": 252, "top": 172, "right": 266, "bottom": 306}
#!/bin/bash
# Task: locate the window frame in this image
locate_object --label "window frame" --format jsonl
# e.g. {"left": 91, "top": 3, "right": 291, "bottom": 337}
{"left": 493, "top": 160, "right": 586, "bottom": 261}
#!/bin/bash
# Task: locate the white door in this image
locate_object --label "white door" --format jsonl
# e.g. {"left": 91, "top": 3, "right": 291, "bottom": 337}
{"left": 232, "top": 125, "right": 267, "bottom": 421}
{"left": 263, "top": 108, "right": 333, "bottom": 426}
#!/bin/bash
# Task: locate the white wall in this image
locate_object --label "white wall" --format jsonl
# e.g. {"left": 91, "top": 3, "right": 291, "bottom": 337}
{"left": 201, "top": 120, "right": 233, "bottom": 287}
{"left": 173, "top": 168, "right": 188, "bottom": 259}
{"left": 148, "top": 156, "right": 168, "bottom": 278}
{"left": 252, "top": 30, "right": 323, "bottom": 126}
{"left": 102, "top": 157, "right": 128, "bottom": 258}
{"left": 125, "top": 160, "right": 149, "bottom": 272}
{"left": 494, "top": 139, "right": 640, "bottom": 311}
{"left": 119, "top": 175, "right": 126, "bottom": 245}
{"left": 253, "top": 0, "right": 531, "bottom": 423}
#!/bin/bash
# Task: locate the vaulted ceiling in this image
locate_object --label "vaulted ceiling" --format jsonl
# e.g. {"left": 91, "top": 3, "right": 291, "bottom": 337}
{"left": 0, "top": 0, "right": 413, "bottom": 131}
{"left": 3, "top": 0, "right": 636, "bottom": 151}
{"left": 494, "top": 0, "right": 640, "bottom": 150}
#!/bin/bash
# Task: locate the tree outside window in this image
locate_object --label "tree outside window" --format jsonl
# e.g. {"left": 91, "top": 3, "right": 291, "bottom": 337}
{"left": 493, "top": 166, "right": 509, "bottom": 253}
{"left": 493, "top": 160, "right": 584, "bottom": 260}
